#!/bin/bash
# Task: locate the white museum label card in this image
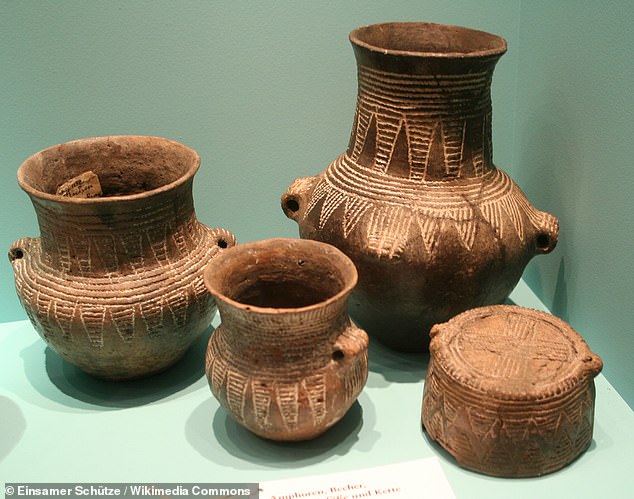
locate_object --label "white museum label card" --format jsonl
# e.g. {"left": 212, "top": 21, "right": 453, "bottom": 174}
{"left": 56, "top": 171, "right": 103, "bottom": 198}
{"left": 259, "top": 457, "right": 456, "bottom": 499}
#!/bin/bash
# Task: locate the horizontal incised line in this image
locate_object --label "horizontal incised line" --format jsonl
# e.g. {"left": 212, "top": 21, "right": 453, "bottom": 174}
{"left": 359, "top": 64, "right": 491, "bottom": 82}
{"left": 325, "top": 154, "right": 510, "bottom": 206}
{"left": 358, "top": 73, "right": 491, "bottom": 95}
{"left": 358, "top": 81, "right": 490, "bottom": 103}
{"left": 35, "top": 203, "right": 193, "bottom": 233}
{"left": 358, "top": 94, "right": 490, "bottom": 116}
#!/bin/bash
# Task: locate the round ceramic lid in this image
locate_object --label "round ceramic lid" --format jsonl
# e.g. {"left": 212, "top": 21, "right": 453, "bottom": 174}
{"left": 429, "top": 305, "right": 603, "bottom": 400}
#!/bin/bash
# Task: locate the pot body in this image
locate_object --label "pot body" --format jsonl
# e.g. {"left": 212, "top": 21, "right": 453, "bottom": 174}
{"left": 283, "top": 23, "right": 558, "bottom": 352}
{"left": 9, "top": 136, "right": 236, "bottom": 380}
{"left": 204, "top": 238, "right": 368, "bottom": 441}
{"left": 422, "top": 305, "right": 603, "bottom": 477}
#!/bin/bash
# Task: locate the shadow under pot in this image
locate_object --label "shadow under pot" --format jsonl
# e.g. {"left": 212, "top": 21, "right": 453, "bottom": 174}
{"left": 203, "top": 238, "right": 369, "bottom": 441}
{"left": 282, "top": 22, "right": 559, "bottom": 352}
{"left": 9, "top": 135, "right": 236, "bottom": 380}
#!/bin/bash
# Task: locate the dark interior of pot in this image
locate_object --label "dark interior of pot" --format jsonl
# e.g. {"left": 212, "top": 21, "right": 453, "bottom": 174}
{"left": 352, "top": 22, "right": 505, "bottom": 55}
{"left": 19, "top": 136, "right": 198, "bottom": 198}
{"left": 214, "top": 244, "right": 352, "bottom": 309}
{"left": 234, "top": 279, "right": 335, "bottom": 309}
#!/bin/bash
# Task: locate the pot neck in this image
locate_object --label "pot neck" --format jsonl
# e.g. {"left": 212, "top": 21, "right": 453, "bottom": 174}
{"left": 347, "top": 45, "right": 502, "bottom": 181}
{"left": 30, "top": 180, "right": 203, "bottom": 276}
{"left": 216, "top": 296, "right": 351, "bottom": 370}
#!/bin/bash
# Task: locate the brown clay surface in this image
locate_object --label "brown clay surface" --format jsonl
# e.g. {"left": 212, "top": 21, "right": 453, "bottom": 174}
{"left": 9, "top": 136, "right": 236, "bottom": 380}
{"left": 422, "top": 305, "right": 603, "bottom": 477}
{"left": 204, "top": 238, "right": 368, "bottom": 441}
{"left": 283, "top": 23, "right": 558, "bottom": 352}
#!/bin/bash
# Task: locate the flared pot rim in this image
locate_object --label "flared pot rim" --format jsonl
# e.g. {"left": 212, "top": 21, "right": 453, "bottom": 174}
{"left": 349, "top": 22, "right": 507, "bottom": 59}
{"left": 204, "top": 238, "right": 358, "bottom": 316}
{"left": 17, "top": 135, "right": 200, "bottom": 204}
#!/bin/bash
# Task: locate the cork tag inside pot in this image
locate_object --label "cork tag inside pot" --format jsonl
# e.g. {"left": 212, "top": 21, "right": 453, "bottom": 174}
{"left": 56, "top": 171, "right": 103, "bottom": 198}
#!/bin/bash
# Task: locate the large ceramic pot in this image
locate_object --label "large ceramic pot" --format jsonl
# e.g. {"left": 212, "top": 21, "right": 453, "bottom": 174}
{"left": 9, "top": 136, "right": 236, "bottom": 380}
{"left": 204, "top": 238, "right": 368, "bottom": 441}
{"left": 282, "top": 22, "right": 559, "bottom": 352}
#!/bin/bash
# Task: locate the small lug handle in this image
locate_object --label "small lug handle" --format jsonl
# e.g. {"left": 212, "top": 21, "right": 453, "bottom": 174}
{"left": 208, "top": 227, "right": 237, "bottom": 251}
{"left": 281, "top": 175, "right": 321, "bottom": 221}
{"left": 534, "top": 212, "right": 559, "bottom": 254}
{"left": 8, "top": 237, "right": 36, "bottom": 264}
{"left": 332, "top": 323, "right": 369, "bottom": 362}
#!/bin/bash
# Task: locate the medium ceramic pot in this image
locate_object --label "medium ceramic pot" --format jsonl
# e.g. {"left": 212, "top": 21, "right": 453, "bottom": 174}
{"left": 203, "top": 238, "right": 368, "bottom": 441}
{"left": 282, "top": 22, "right": 559, "bottom": 352}
{"left": 422, "top": 305, "right": 603, "bottom": 477}
{"left": 9, "top": 136, "right": 236, "bottom": 380}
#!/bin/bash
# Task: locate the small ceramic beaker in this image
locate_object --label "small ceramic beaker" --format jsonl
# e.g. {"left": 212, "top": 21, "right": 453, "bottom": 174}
{"left": 203, "top": 238, "right": 368, "bottom": 441}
